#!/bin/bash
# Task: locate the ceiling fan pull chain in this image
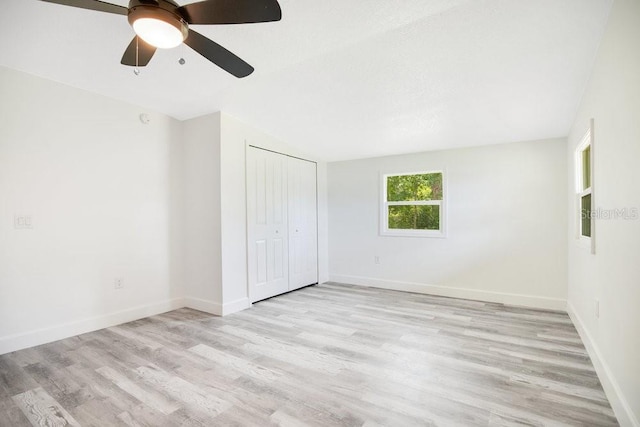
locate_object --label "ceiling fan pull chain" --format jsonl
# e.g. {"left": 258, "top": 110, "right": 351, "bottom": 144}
{"left": 134, "top": 36, "right": 140, "bottom": 76}
{"left": 179, "top": 42, "right": 186, "bottom": 66}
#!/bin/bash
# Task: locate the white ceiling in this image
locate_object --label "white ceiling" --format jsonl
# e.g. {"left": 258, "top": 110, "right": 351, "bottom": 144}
{"left": 0, "top": 0, "right": 612, "bottom": 161}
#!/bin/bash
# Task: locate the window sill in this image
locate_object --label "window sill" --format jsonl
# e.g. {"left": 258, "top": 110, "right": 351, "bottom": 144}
{"left": 380, "top": 229, "right": 447, "bottom": 239}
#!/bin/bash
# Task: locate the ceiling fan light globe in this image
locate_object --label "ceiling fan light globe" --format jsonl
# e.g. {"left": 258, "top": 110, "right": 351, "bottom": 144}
{"left": 133, "top": 18, "right": 184, "bottom": 49}
{"left": 128, "top": 5, "right": 188, "bottom": 50}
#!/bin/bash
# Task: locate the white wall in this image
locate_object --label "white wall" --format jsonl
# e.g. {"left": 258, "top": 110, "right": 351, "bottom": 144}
{"left": 0, "top": 66, "right": 185, "bottom": 354}
{"left": 317, "top": 163, "right": 330, "bottom": 284}
{"left": 219, "top": 114, "right": 250, "bottom": 312}
{"left": 182, "top": 113, "right": 223, "bottom": 313}
{"left": 566, "top": 0, "right": 640, "bottom": 425}
{"left": 328, "top": 138, "right": 567, "bottom": 310}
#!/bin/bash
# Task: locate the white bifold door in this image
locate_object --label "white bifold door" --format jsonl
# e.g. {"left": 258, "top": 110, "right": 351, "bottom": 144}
{"left": 247, "top": 146, "right": 318, "bottom": 303}
{"left": 287, "top": 155, "right": 319, "bottom": 291}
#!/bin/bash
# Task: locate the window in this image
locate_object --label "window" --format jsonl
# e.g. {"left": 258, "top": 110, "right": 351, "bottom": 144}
{"left": 381, "top": 171, "right": 445, "bottom": 237}
{"left": 576, "top": 122, "right": 594, "bottom": 251}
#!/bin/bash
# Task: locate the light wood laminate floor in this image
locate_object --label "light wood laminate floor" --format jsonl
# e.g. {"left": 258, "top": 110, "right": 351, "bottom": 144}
{"left": 0, "top": 283, "right": 617, "bottom": 426}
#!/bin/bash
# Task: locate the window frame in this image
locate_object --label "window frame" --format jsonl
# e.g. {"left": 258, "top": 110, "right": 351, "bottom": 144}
{"left": 575, "top": 120, "right": 595, "bottom": 254}
{"left": 380, "top": 170, "right": 447, "bottom": 238}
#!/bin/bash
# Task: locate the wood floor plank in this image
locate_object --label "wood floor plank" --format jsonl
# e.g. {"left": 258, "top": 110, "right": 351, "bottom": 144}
{"left": 116, "top": 411, "right": 143, "bottom": 427}
{"left": 189, "top": 344, "right": 282, "bottom": 383}
{"left": 270, "top": 409, "right": 313, "bottom": 427}
{"left": 0, "top": 357, "right": 40, "bottom": 398}
{"left": 12, "top": 387, "right": 81, "bottom": 427}
{"left": 96, "top": 366, "right": 181, "bottom": 415}
{"left": 0, "top": 397, "right": 31, "bottom": 427}
{"left": 0, "top": 283, "right": 618, "bottom": 426}
{"left": 134, "top": 364, "right": 232, "bottom": 418}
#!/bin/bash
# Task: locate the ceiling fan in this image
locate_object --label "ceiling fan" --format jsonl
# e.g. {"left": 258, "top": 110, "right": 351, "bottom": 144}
{"left": 40, "top": 0, "right": 282, "bottom": 78}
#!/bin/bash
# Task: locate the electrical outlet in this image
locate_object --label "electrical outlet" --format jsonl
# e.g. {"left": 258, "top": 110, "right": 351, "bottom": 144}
{"left": 114, "top": 278, "right": 124, "bottom": 290}
{"left": 374, "top": 256, "right": 380, "bottom": 265}
{"left": 595, "top": 299, "right": 600, "bottom": 319}
{"left": 14, "top": 215, "right": 33, "bottom": 229}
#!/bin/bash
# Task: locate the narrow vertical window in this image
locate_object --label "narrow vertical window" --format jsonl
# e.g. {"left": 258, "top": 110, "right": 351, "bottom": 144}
{"left": 576, "top": 124, "right": 594, "bottom": 246}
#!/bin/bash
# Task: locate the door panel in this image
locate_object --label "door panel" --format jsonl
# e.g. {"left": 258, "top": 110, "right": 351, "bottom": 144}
{"left": 247, "top": 147, "right": 289, "bottom": 302}
{"left": 273, "top": 238, "right": 284, "bottom": 279}
{"left": 273, "top": 160, "right": 285, "bottom": 224}
{"left": 255, "top": 240, "right": 267, "bottom": 284}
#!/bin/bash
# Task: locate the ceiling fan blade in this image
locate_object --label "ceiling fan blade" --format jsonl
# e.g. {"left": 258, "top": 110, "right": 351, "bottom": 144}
{"left": 177, "top": 0, "right": 281, "bottom": 25}
{"left": 184, "top": 29, "right": 254, "bottom": 78}
{"left": 121, "top": 36, "right": 157, "bottom": 66}
{"left": 40, "top": 0, "right": 127, "bottom": 15}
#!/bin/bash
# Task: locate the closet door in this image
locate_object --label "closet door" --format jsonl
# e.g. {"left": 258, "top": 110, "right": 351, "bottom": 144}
{"left": 288, "top": 157, "right": 318, "bottom": 290}
{"left": 247, "top": 147, "right": 289, "bottom": 302}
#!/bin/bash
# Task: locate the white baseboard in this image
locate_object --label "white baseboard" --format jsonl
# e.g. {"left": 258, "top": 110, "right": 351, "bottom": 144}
{"left": 0, "top": 295, "right": 253, "bottom": 356}
{"left": 183, "top": 296, "right": 250, "bottom": 316}
{"left": 329, "top": 275, "right": 567, "bottom": 311}
{"left": 222, "top": 297, "right": 251, "bottom": 316}
{"left": 0, "top": 298, "right": 185, "bottom": 355}
{"left": 567, "top": 303, "right": 639, "bottom": 427}
{"left": 183, "top": 296, "right": 222, "bottom": 316}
